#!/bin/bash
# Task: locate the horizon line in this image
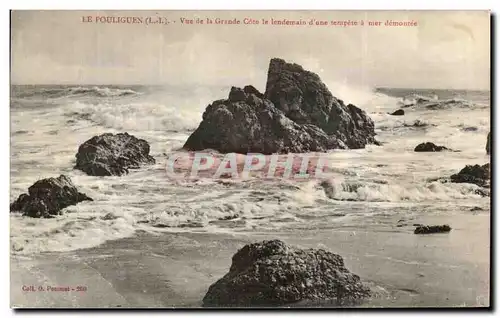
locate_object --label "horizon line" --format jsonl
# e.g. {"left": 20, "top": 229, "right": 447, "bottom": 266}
{"left": 9, "top": 83, "right": 491, "bottom": 92}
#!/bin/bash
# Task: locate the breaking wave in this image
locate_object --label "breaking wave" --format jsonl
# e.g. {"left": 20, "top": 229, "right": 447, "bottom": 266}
{"left": 12, "top": 86, "right": 141, "bottom": 99}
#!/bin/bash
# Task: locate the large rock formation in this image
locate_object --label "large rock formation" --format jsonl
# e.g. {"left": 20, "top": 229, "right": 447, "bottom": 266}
{"left": 450, "top": 163, "right": 490, "bottom": 187}
{"left": 264, "top": 58, "right": 377, "bottom": 149}
{"left": 486, "top": 132, "right": 491, "bottom": 155}
{"left": 414, "top": 142, "right": 449, "bottom": 152}
{"left": 202, "top": 240, "right": 370, "bottom": 307}
{"left": 75, "top": 133, "right": 155, "bottom": 176}
{"left": 184, "top": 58, "right": 377, "bottom": 154}
{"left": 184, "top": 87, "right": 344, "bottom": 154}
{"left": 10, "top": 175, "right": 92, "bottom": 218}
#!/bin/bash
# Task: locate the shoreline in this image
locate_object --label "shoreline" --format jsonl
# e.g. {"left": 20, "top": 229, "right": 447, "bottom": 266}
{"left": 11, "top": 211, "right": 490, "bottom": 308}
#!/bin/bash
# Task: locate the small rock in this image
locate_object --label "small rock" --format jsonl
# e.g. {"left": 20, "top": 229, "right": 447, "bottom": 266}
{"left": 450, "top": 163, "right": 490, "bottom": 187}
{"left": 218, "top": 214, "right": 240, "bottom": 221}
{"left": 10, "top": 175, "right": 92, "bottom": 218}
{"left": 461, "top": 126, "right": 478, "bottom": 132}
{"left": 414, "top": 224, "right": 451, "bottom": 234}
{"left": 75, "top": 132, "right": 155, "bottom": 176}
{"left": 390, "top": 109, "right": 405, "bottom": 116}
{"left": 414, "top": 142, "right": 450, "bottom": 152}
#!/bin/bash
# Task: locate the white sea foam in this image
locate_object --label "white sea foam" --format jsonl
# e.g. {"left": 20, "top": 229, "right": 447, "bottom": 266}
{"left": 10, "top": 84, "right": 491, "bottom": 255}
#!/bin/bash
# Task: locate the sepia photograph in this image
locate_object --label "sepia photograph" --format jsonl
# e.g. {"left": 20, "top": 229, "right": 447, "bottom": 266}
{"left": 9, "top": 10, "right": 491, "bottom": 308}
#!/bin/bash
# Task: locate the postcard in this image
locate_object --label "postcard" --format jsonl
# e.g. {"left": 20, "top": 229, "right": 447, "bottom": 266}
{"left": 10, "top": 10, "right": 491, "bottom": 308}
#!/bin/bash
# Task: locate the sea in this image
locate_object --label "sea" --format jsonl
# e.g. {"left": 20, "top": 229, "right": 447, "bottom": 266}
{"left": 9, "top": 83, "right": 491, "bottom": 255}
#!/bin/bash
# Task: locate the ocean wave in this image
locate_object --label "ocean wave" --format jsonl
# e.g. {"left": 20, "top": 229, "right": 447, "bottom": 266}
{"left": 319, "top": 179, "right": 487, "bottom": 202}
{"left": 399, "top": 94, "right": 475, "bottom": 110}
{"left": 13, "top": 86, "right": 141, "bottom": 99}
{"left": 66, "top": 86, "right": 140, "bottom": 97}
{"left": 63, "top": 101, "right": 201, "bottom": 132}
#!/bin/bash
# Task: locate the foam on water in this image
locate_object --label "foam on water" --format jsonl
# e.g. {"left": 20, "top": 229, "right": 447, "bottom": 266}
{"left": 10, "top": 84, "right": 491, "bottom": 255}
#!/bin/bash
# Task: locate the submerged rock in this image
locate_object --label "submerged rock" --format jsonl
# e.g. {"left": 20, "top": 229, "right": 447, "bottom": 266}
{"left": 414, "top": 225, "right": 451, "bottom": 234}
{"left": 202, "top": 239, "right": 370, "bottom": 307}
{"left": 390, "top": 109, "right": 405, "bottom": 116}
{"left": 403, "top": 120, "right": 432, "bottom": 128}
{"left": 10, "top": 175, "right": 92, "bottom": 218}
{"left": 414, "top": 142, "right": 449, "bottom": 152}
{"left": 486, "top": 132, "right": 490, "bottom": 155}
{"left": 461, "top": 126, "right": 478, "bottom": 132}
{"left": 75, "top": 132, "right": 155, "bottom": 176}
{"left": 184, "top": 58, "right": 377, "bottom": 154}
{"left": 450, "top": 163, "right": 490, "bottom": 187}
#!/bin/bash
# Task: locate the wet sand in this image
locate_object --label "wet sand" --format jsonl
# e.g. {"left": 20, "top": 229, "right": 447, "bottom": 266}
{"left": 11, "top": 212, "right": 490, "bottom": 308}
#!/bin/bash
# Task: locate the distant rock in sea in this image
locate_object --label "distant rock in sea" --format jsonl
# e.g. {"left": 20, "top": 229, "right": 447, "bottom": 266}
{"left": 414, "top": 142, "right": 450, "bottom": 152}
{"left": 184, "top": 58, "right": 378, "bottom": 154}
{"left": 389, "top": 109, "right": 405, "bottom": 116}
{"left": 10, "top": 175, "right": 92, "bottom": 218}
{"left": 450, "top": 163, "right": 490, "bottom": 187}
{"left": 414, "top": 224, "right": 451, "bottom": 234}
{"left": 75, "top": 132, "right": 155, "bottom": 176}
{"left": 486, "top": 132, "right": 490, "bottom": 155}
{"left": 460, "top": 126, "right": 478, "bottom": 132}
{"left": 403, "top": 120, "right": 433, "bottom": 128}
{"left": 202, "top": 239, "right": 370, "bottom": 307}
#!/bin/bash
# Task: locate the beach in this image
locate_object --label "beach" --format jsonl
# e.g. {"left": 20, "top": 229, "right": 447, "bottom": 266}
{"left": 11, "top": 209, "right": 490, "bottom": 308}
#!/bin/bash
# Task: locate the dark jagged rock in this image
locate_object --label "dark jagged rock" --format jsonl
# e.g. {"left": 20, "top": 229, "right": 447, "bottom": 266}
{"left": 325, "top": 102, "right": 378, "bottom": 148}
{"left": 264, "top": 58, "right": 333, "bottom": 129}
{"left": 486, "top": 132, "right": 490, "bottom": 155}
{"left": 414, "top": 142, "right": 449, "bottom": 152}
{"left": 450, "top": 163, "right": 490, "bottom": 187}
{"left": 75, "top": 132, "right": 155, "bottom": 176}
{"left": 461, "top": 126, "right": 478, "bottom": 132}
{"left": 243, "top": 85, "right": 264, "bottom": 98}
{"left": 265, "top": 58, "right": 377, "bottom": 149}
{"left": 218, "top": 214, "right": 240, "bottom": 221}
{"left": 414, "top": 225, "right": 451, "bottom": 234}
{"left": 202, "top": 239, "right": 370, "bottom": 307}
{"left": 183, "top": 88, "right": 345, "bottom": 154}
{"left": 185, "top": 58, "right": 377, "bottom": 153}
{"left": 390, "top": 109, "right": 405, "bottom": 116}
{"left": 10, "top": 175, "right": 92, "bottom": 218}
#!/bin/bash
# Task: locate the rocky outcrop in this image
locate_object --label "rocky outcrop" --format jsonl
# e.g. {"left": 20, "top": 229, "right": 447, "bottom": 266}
{"left": 450, "top": 163, "right": 490, "bottom": 187}
{"left": 183, "top": 87, "right": 344, "bottom": 154}
{"left": 390, "top": 109, "right": 404, "bottom": 116}
{"left": 264, "top": 58, "right": 334, "bottom": 129}
{"left": 414, "top": 225, "right": 451, "bottom": 234}
{"left": 184, "top": 58, "right": 378, "bottom": 154}
{"left": 414, "top": 142, "right": 449, "bottom": 152}
{"left": 265, "top": 58, "right": 377, "bottom": 149}
{"left": 486, "top": 132, "right": 490, "bottom": 155}
{"left": 202, "top": 240, "right": 370, "bottom": 307}
{"left": 75, "top": 132, "right": 155, "bottom": 176}
{"left": 10, "top": 175, "right": 92, "bottom": 218}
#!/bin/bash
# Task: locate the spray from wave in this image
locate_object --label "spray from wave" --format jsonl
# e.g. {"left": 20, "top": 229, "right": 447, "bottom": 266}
{"left": 12, "top": 86, "right": 142, "bottom": 99}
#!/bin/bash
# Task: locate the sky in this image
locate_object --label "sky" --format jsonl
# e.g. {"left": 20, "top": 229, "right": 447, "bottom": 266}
{"left": 11, "top": 10, "right": 490, "bottom": 90}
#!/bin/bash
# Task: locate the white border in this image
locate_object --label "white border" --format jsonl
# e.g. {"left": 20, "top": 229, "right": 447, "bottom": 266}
{"left": 2, "top": 1, "right": 498, "bottom": 317}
